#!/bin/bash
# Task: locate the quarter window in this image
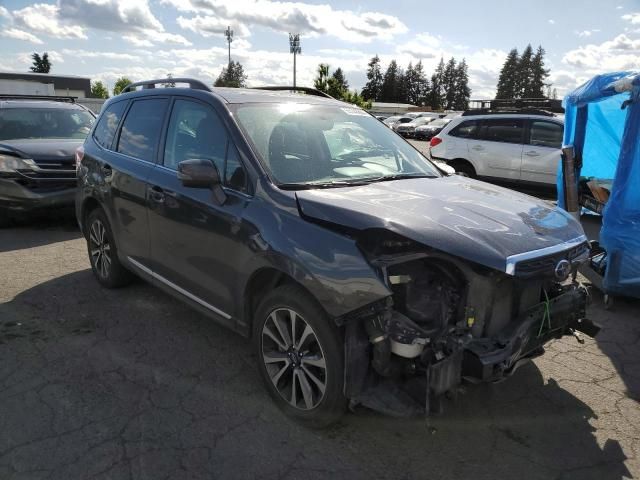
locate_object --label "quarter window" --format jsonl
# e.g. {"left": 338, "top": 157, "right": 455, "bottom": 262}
{"left": 93, "top": 101, "right": 126, "bottom": 149}
{"left": 530, "top": 121, "right": 563, "bottom": 149}
{"left": 117, "top": 98, "right": 168, "bottom": 162}
{"left": 478, "top": 118, "right": 524, "bottom": 144}
{"left": 449, "top": 120, "right": 479, "bottom": 139}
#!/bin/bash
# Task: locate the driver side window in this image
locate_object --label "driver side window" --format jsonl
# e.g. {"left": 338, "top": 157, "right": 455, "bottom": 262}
{"left": 164, "top": 100, "right": 227, "bottom": 173}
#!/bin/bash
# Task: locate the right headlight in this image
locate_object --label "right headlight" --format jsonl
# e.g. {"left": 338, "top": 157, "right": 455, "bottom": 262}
{"left": 0, "top": 154, "right": 37, "bottom": 172}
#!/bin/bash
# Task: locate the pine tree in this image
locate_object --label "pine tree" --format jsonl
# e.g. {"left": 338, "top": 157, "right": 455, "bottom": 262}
{"left": 327, "top": 67, "right": 349, "bottom": 98}
{"left": 453, "top": 59, "right": 471, "bottom": 110}
{"left": 313, "top": 63, "right": 330, "bottom": 93}
{"left": 496, "top": 48, "right": 519, "bottom": 99}
{"left": 442, "top": 57, "right": 458, "bottom": 109}
{"left": 397, "top": 67, "right": 407, "bottom": 104}
{"left": 380, "top": 60, "right": 402, "bottom": 102}
{"left": 413, "top": 61, "right": 430, "bottom": 106}
{"left": 214, "top": 61, "right": 248, "bottom": 88}
{"left": 361, "top": 55, "right": 383, "bottom": 101}
{"left": 517, "top": 44, "right": 534, "bottom": 98}
{"left": 427, "top": 58, "right": 445, "bottom": 109}
{"left": 530, "top": 45, "right": 549, "bottom": 98}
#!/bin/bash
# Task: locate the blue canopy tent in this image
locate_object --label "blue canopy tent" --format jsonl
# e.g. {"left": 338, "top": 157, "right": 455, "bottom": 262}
{"left": 558, "top": 71, "right": 640, "bottom": 298}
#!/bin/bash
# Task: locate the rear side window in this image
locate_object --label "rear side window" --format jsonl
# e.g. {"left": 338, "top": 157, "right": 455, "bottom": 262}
{"left": 449, "top": 120, "right": 478, "bottom": 139}
{"left": 93, "top": 101, "right": 126, "bottom": 149}
{"left": 478, "top": 118, "right": 524, "bottom": 144}
{"left": 117, "top": 98, "right": 168, "bottom": 162}
{"left": 530, "top": 121, "right": 563, "bottom": 148}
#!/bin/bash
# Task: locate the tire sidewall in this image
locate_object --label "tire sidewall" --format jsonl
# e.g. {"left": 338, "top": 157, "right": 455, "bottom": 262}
{"left": 85, "top": 208, "right": 125, "bottom": 288}
{"left": 253, "top": 285, "right": 346, "bottom": 427}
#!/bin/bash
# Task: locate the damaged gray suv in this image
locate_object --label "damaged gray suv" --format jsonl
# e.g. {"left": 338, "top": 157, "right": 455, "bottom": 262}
{"left": 76, "top": 79, "right": 598, "bottom": 427}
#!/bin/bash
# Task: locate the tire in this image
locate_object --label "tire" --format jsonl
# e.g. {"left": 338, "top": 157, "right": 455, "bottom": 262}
{"left": 451, "top": 160, "right": 476, "bottom": 178}
{"left": 85, "top": 208, "right": 133, "bottom": 288}
{"left": 253, "top": 284, "right": 346, "bottom": 428}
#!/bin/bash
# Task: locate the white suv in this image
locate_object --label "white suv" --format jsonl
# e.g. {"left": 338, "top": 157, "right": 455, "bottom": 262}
{"left": 429, "top": 113, "right": 563, "bottom": 193}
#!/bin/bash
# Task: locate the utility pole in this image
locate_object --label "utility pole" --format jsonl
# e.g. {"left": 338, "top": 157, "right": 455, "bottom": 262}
{"left": 289, "top": 33, "right": 301, "bottom": 87}
{"left": 225, "top": 26, "right": 234, "bottom": 65}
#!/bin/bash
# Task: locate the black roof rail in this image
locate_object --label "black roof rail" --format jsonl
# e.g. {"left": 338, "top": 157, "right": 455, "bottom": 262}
{"left": 0, "top": 94, "right": 76, "bottom": 103}
{"left": 461, "top": 108, "right": 556, "bottom": 117}
{"left": 251, "top": 86, "right": 334, "bottom": 99}
{"left": 122, "top": 78, "right": 211, "bottom": 93}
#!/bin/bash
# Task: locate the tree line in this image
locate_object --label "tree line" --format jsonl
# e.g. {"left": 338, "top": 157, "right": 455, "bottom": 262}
{"left": 361, "top": 55, "right": 471, "bottom": 110}
{"left": 495, "top": 44, "right": 552, "bottom": 99}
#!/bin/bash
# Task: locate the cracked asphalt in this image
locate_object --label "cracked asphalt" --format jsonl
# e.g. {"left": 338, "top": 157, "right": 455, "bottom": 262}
{"left": 0, "top": 216, "right": 638, "bottom": 480}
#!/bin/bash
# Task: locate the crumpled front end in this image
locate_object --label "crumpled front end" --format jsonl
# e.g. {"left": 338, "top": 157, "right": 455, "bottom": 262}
{"left": 342, "top": 230, "right": 599, "bottom": 417}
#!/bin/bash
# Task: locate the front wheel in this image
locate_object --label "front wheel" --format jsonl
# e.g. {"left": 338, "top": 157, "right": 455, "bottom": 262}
{"left": 253, "top": 284, "right": 346, "bottom": 428}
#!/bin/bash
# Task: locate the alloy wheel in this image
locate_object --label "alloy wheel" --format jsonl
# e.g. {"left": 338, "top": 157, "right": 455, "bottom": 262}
{"left": 261, "top": 308, "right": 327, "bottom": 410}
{"left": 89, "top": 219, "right": 111, "bottom": 279}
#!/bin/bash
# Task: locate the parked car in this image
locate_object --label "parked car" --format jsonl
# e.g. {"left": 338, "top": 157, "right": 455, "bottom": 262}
{"left": 429, "top": 112, "right": 564, "bottom": 193}
{"left": 414, "top": 118, "right": 453, "bottom": 141}
{"left": 77, "top": 79, "right": 596, "bottom": 427}
{"left": 0, "top": 96, "right": 95, "bottom": 225}
{"left": 374, "top": 115, "right": 388, "bottom": 122}
{"left": 395, "top": 117, "right": 435, "bottom": 138}
{"left": 382, "top": 115, "right": 413, "bottom": 131}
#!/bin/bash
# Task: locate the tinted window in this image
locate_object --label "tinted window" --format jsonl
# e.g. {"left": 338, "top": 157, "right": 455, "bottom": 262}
{"left": 163, "top": 99, "right": 227, "bottom": 173}
{"left": 117, "top": 99, "right": 168, "bottom": 162}
{"left": 478, "top": 118, "right": 524, "bottom": 144}
{"left": 530, "top": 120, "right": 563, "bottom": 148}
{"left": 0, "top": 107, "right": 94, "bottom": 141}
{"left": 449, "top": 120, "right": 478, "bottom": 139}
{"left": 93, "top": 101, "right": 126, "bottom": 149}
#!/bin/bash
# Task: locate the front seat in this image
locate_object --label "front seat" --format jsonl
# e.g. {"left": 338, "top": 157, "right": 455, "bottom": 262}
{"left": 267, "top": 124, "right": 315, "bottom": 184}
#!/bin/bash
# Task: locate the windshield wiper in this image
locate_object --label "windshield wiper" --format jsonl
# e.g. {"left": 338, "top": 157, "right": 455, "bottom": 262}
{"left": 277, "top": 179, "right": 373, "bottom": 190}
{"left": 362, "top": 173, "right": 438, "bottom": 183}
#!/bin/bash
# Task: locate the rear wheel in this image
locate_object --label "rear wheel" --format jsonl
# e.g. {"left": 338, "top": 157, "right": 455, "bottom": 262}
{"left": 86, "top": 208, "right": 132, "bottom": 288}
{"left": 253, "top": 284, "right": 346, "bottom": 428}
{"left": 451, "top": 160, "right": 476, "bottom": 178}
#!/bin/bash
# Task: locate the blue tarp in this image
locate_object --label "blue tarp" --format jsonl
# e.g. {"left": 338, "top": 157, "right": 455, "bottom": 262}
{"left": 558, "top": 71, "right": 640, "bottom": 297}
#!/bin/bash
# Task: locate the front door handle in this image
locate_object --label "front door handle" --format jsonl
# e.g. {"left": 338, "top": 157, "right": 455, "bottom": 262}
{"left": 525, "top": 150, "right": 540, "bottom": 157}
{"left": 149, "top": 186, "right": 165, "bottom": 203}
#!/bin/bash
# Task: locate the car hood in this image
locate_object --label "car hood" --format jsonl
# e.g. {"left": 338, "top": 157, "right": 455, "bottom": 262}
{"left": 295, "top": 175, "right": 585, "bottom": 272}
{"left": 0, "top": 139, "right": 82, "bottom": 167}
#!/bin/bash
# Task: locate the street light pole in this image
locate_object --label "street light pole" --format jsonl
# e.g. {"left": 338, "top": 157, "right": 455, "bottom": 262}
{"left": 225, "top": 26, "right": 234, "bottom": 65}
{"left": 289, "top": 33, "right": 301, "bottom": 87}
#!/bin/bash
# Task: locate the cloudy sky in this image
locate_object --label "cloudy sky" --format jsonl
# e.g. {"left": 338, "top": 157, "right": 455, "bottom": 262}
{"left": 0, "top": 0, "right": 639, "bottom": 98}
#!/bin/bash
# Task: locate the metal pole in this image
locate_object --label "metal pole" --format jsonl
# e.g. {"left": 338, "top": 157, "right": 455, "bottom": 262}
{"left": 293, "top": 51, "right": 296, "bottom": 88}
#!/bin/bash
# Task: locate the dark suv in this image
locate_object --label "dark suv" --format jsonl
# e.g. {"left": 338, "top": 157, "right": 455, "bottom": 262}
{"left": 76, "top": 78, "right": 597, "bottom": 427}
{"left": 0, "top": 96, "right": 94, "bottom": 225}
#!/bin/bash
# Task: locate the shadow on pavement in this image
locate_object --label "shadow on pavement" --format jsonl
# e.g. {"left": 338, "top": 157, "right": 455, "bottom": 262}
{"left": 0, "top": 210, "right": 80, "bottom": 253}
{"left": 0, "top": 269, "right": 632, "bottom": 479}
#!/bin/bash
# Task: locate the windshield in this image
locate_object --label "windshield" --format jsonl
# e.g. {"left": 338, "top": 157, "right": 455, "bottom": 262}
{"left": 383, "top": 116, "right": 401, "bottom": 125}
{"left": 233, "top": 103, "right": 440, "bottom": 188}
{"left": 0, "top": 107, "right": 95, "bottom": 141}
{"left": 408, "top": 117, "right": 432, "bottom": 126}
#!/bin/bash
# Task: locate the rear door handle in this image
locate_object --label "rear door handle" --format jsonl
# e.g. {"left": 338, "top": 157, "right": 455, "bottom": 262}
{"left": 149, "top": 185, "right": 165, "bottom": 203}
{"left": 471, "top": 145, "right": 484, "bottom": 151}
{"left": 524, "top": 150, "right": 540, "bottom": 157}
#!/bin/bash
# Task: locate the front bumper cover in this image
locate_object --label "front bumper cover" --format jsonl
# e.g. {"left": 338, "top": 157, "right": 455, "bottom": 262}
{"left": 0, "top": 177, "right": 75, "bottom": 214}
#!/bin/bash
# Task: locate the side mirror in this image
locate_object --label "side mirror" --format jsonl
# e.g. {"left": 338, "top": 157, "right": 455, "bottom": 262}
{"left": 177, "top": 159, "right": 227, "bottom": 205}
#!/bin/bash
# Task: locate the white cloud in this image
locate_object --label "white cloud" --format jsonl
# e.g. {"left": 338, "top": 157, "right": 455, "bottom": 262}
{"left": 396, "top": 33, "right": 441, "bottom": 59}
{"left": 1, "top": 28, "right": 44, "bottom": 44}
{"left": 548, "top": 19, "right": 555, "bottom": 24}
{"left": 164, "top": 0, "right": 408, "bottom": 43}
{"left": 576, "top": 29, "right": 600, "bottom": 37}
{"left": 562, "top": 34, "right": 640, "bottom": 71}
{"left": 12, "top": 3, "right": 87, "bottom": 39}
{"left": 0, "top": 6, "right": 11, "bottom": 20}
{"left": 58, "top": 0, "right": 163, "bottom": 32}
{"left": 622, "top": 12, "right": 640, "bottom": 24}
